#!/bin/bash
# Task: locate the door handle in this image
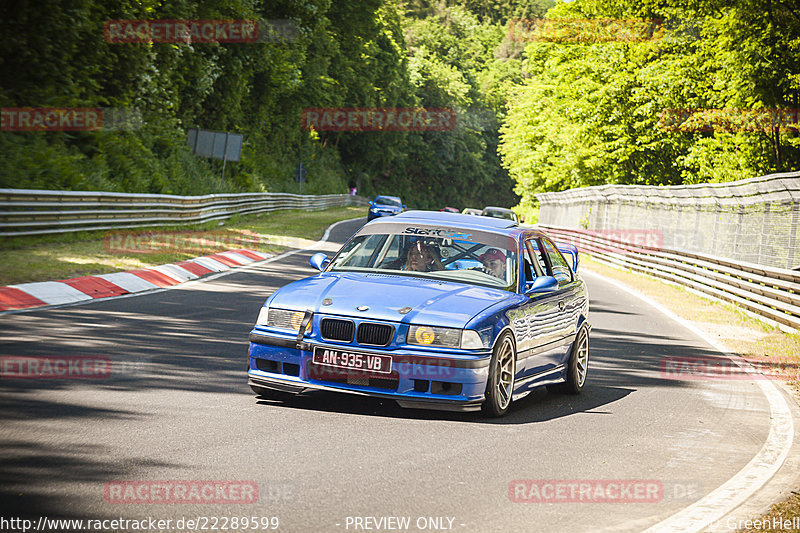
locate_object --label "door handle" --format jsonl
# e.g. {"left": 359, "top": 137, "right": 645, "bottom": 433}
{"left": 558, "top": 300, "right": 565, "bottom": 311}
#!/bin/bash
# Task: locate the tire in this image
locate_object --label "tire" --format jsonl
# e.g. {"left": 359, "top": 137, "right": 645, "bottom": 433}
{"left": 482, "top": 332, "right": 516, "bottom": 417}
{"left": 550, "top": 325, "right": 589, "bottom": 395}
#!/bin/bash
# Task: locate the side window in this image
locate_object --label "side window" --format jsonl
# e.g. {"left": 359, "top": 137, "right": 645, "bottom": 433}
{"left": 523, "top": 239, "right": 544, "bottom": 283}
{"left": 526, "top": 239, "right": 548, "bottom": 276}
{"left": 541, "top": 238, "right": 573, "bottom": 285}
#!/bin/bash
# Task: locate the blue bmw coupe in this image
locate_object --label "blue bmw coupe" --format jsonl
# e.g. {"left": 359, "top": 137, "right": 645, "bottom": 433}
{"left": 247, "top": 211, "right": 590, "bottom": 417}
{"left": 367, "top": 195, "right": 405, "bottom": 221}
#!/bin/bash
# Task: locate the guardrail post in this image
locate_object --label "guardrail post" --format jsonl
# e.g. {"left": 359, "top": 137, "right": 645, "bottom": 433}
{"left": 711, "top": 201, "right": 720, "bottom": 256}
{"left": 789, "top": 203, "right": 799, "bottom": 269}
{"left": 758, "top": 203, "right": 771, "bottom": 267}
{"left": 692, "top": 205, "right": 702, "bottom": 253}
{"left": 731, "top": 205, "right": 744, "bottom": 260}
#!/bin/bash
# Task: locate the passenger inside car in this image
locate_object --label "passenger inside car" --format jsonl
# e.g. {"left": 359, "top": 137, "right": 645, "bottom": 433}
{"left": 390, "top": 241, "right": 444, "bottom": 272}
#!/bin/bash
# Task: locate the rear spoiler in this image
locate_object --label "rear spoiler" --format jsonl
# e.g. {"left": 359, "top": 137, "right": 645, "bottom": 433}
{"left": 556, "top": 242, "right": 579, "bottom": 272}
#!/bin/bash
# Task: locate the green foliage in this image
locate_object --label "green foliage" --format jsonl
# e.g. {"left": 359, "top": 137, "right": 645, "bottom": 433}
{"left": 10, "top": 0, "right": 792, "bottom": 213}
{"left": 0, "top": 0, "right": 525, "bottom": 209}
{"left": 498, "top": 0, "right": 800, "bottom": 203}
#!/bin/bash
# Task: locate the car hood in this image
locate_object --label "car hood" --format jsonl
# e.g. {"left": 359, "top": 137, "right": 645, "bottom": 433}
{"left": 267, "top": 272, "right": 510, "bottom": 328}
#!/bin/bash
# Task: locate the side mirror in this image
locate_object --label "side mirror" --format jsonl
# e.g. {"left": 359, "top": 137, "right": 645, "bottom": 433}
{"left": 524, "top": 276, "right": 558, "bottom": 296}
{"left": 369, "top": 201, "right": 374, "bottom": 207}
{"left": 309, "top": 252, "right": 330, "bottom": 272}
{"left": 402, "top": 204, "right": 407, "bottom": 209}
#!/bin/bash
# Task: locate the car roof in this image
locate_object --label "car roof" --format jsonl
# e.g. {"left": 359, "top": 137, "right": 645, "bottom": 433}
{"left": 482, "top": 206, "right": 514, "bottom": 213}
{"left": 382, "top": 210, "right": 519, "bottom": 230}
{"left": 374, "top": 195, "right": 401, "bottom": 202}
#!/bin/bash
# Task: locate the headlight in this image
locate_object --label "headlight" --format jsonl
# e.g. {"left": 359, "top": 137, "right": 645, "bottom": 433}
{"left": 407, "top": 325, "right": 461, "bottom": 348}
{"left": 261, "top": 308, "right": 312, "bottom": 334}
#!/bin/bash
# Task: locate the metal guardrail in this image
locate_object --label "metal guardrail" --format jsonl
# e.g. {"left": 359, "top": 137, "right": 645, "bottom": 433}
{"left": 540, "top": 224, "right": 800, "bottom": 332}
{"left": 0, "top": 189, "right": 369, "bottom": 237}
{"left": 536, "top": 172, "right": 800, "bottom": 270}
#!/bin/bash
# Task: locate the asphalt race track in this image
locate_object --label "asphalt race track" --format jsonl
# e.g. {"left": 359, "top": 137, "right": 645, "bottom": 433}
{"left": 2, "top": 218, "right": 799, "bottom": 533}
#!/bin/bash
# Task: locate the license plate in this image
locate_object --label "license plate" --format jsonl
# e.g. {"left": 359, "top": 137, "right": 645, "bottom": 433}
{"left": 312, "top": 347, "right": 392, "bottom": 374}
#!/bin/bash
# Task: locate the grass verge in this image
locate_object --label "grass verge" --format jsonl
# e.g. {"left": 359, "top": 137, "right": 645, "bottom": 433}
{"left": 0, "top": 206, "right": 364, "bottom": 285}
{"left": 738, "top": 493, "right": 800, "bottom": 532}
{"left": 580, "top": 255, "right": 800, "bottom": 532}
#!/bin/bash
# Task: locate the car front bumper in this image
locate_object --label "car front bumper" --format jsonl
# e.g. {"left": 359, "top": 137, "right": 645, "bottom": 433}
{"left": 247, "top": 332, "right": 491, "bottom": 412}
{"left": 367, "top": 209, "right": 399, "bottom": 220}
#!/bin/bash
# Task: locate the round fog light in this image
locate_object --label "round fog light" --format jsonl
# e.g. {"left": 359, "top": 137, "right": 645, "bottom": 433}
{"left": 414, "top": 326, "right": 435, "bottom": 344}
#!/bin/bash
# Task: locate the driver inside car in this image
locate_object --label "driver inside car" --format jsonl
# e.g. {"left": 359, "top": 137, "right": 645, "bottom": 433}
{"left": 479, "top": 248, "right": 506, "bottom": 279}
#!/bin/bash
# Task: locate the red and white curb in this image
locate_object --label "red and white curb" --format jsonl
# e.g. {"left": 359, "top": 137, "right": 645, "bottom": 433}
{"left": 0, "top": 249, "right": 271, "bottom": 312}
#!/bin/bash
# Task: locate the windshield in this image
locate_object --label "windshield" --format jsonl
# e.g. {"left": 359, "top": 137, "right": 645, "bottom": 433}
{"left": 328, "top": 231, "right": 517, "bottom": 291}
{"left": 373, "top": 196, "right": 402, "bottom": 207}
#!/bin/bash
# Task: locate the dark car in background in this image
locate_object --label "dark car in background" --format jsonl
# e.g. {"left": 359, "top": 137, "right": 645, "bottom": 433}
{"left": 368, "top": 196, "right": 405, "bottom": 221}
{"left": 481, "top": 206, "right": 519, "bottom": 224}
